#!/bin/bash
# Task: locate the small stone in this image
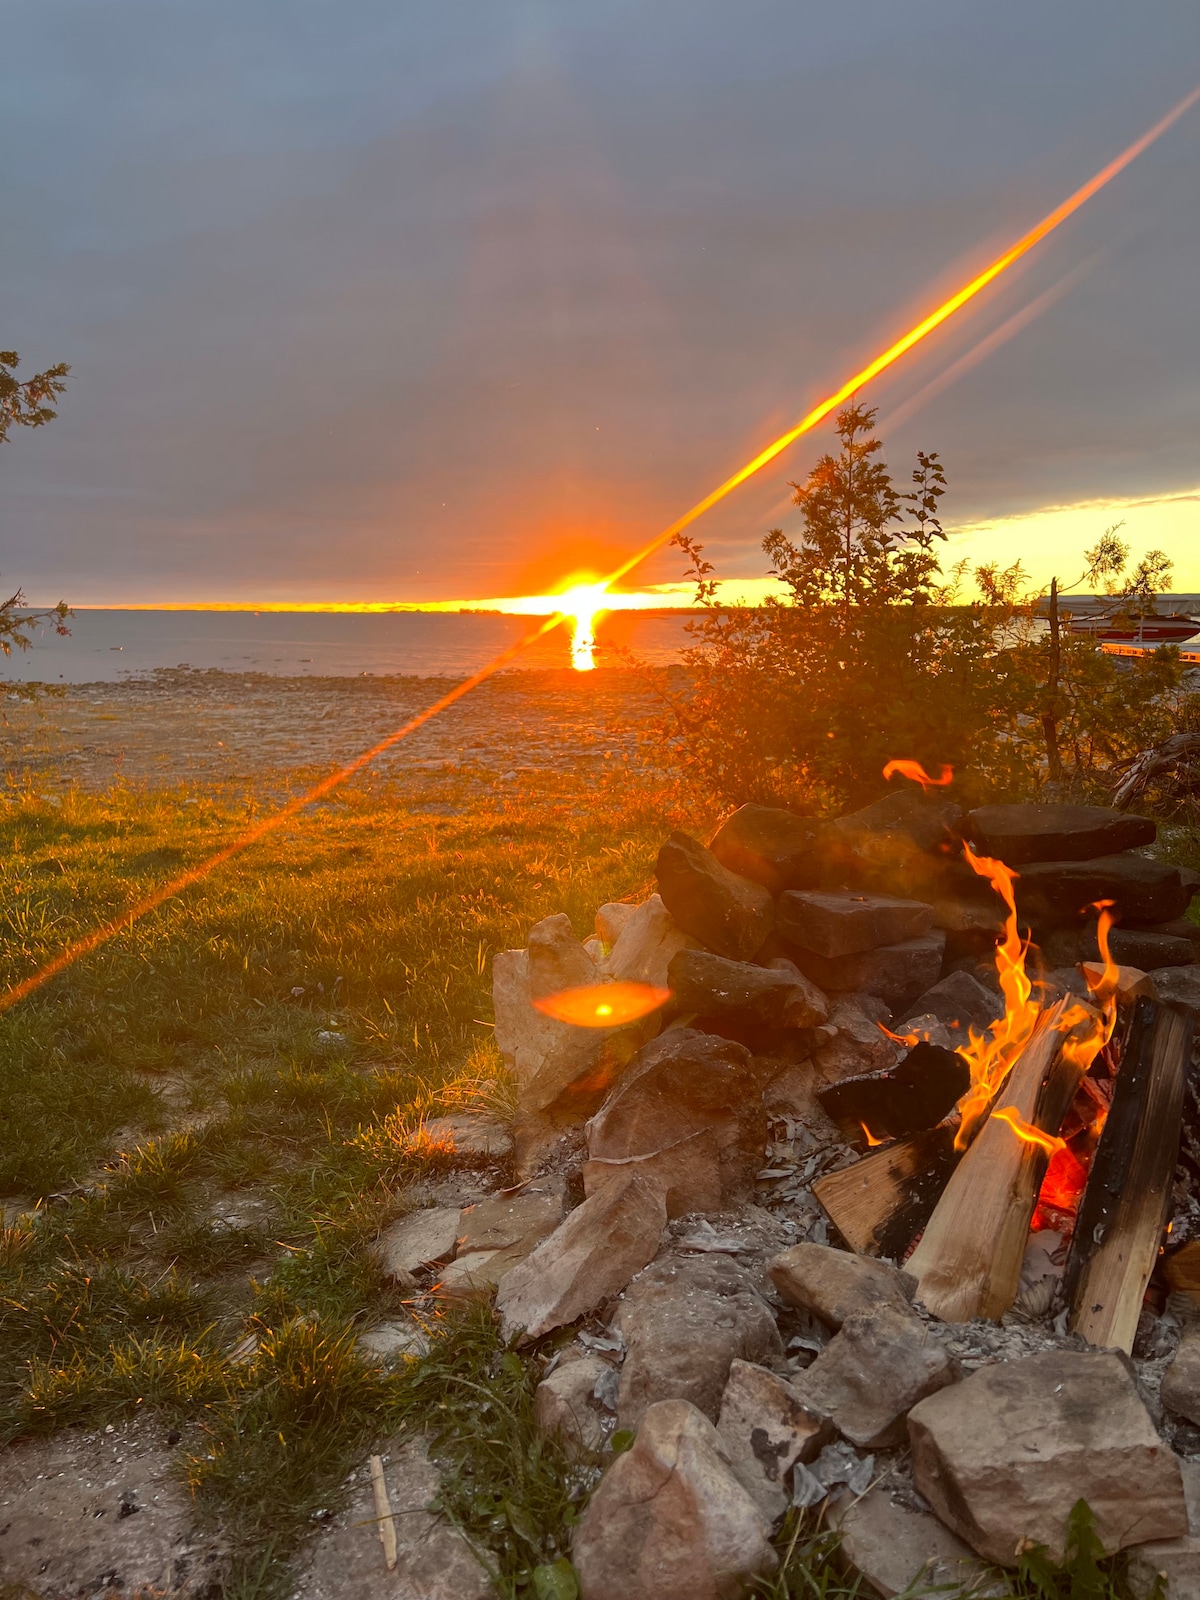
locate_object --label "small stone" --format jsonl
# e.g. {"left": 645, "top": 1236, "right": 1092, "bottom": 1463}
{"left": 421, "top": 1113, "right": 513, "bottom": 1160}
{"left": 667, "top": 948, "right": 828, "bottom": 1029}
{"left": 830, "top": 1485, "right": 1000, "bottom": 1599}
{"left": 908, "top": 1349, "right": 1187, "bottom": 1565}
{"left": 1163, "top": 1332, "right": 1200, "bottom": 1425}
{"left": 716, "top": 1360, "right": 832, "bottom": 1520}
{"left": 357, "top": 1320, "right": 431, "bottom": 1361}
{"left": 1126, "top": 1460, "right": 1200, "bottom": 1600}
{"left": 374, "top": 1207, "right": 461, "bottom": 1287}
{"left": 656, "top": 832, "right": 775, "bottom": 961}
{"left": 535, "top": 1350, "right": 612, "bottom": 1453}
{"left": 572, "top": 1399, "right": 778, "bottom": 1600}
{"left": 610, "top": 1254, "right": 784, "bottom": 1427}
{"left": 812, "top": 999, "right": 900, "bottom": 1086}
{"left": 1150, "top": 966, "right": 1200, "bottom": 1022}
{"left": 790, "top": 933, "right": 946, "bottom": 1010}
{"left": 708, "top": 804, "right": 828, "bottom": 895}
{"left": 904, "top": 971, "right": 1002, "bottom": 1037}
{"left": 604, "top": 894, "right": 699, "bottom": 989}
{"left": 768, "top": 1242, "right": 916, "bottom": 1330}
{"left": 967, "top": 802, "right": 1157, "bottom": 864}
{"left": 496, "top": 1174, "right": 666, "bottom": 1342}
{"left": 776, "top": 891, "right": 934, "bottom": 959}
{"left": 792, "top": 1306, "right": 955, "bottom": 1449}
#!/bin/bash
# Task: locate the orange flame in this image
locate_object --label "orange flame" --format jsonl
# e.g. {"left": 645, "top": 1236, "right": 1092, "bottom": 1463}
{"left": 991, "top": 1105, "right": 1066, "bottom": 1156}
{"left": 860, "top": 1121, "right": 887, "bottom": 1147}
{"left": 880, "top": 1022, "right": 921, "bottom": 1048}
{"left": 882, "top": 760, "right": 954, "bottom": 791}
{"left": 531, "top": 981, "right": 670, "bottom": 1027}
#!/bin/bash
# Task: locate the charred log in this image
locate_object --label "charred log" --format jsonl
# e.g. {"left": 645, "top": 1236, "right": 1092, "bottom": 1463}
{"left": 816, "top": 1041, "right": 971, "bottom": 1143}
{"left": 812, "top": 1123, "right": 960, "bottom": 1259}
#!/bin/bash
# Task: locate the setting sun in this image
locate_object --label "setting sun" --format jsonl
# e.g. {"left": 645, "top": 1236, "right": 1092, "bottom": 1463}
{"left": 553, "top": 581, "right": 611, "bottom": 671}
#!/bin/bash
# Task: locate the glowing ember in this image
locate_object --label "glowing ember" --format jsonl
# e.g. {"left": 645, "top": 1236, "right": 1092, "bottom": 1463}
{"left": 554, "top": 582, "right": 610, "bottom": 672}
{"left": 882, "top": 760, "right": 954, "bottom": 790}
{"left": 532, "top": 980, "right": 670, "bottom": 1027}
{"left": 1034, "top": 1141, "right": 1090, "bottom": 1230}
{"left": 990, "top": 1105, "right": 1066, "bottom": 1156}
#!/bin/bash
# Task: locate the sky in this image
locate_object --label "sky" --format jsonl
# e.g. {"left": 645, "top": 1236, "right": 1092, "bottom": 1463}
{"left": 2, "top": 1, "right": 1199, "bottom": 606}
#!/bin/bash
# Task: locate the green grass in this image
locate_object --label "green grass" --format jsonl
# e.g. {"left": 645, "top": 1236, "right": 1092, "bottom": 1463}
{"left": 0, "top": 762, "right": 697, "bottom": 1594}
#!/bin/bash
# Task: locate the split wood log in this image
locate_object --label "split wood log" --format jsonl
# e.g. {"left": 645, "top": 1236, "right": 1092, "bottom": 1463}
{"left": 1065, "top": 997, "right": 1193, "bottom": 1353}
{"left": 812, "top": 1124, "right": 959, "bottom": 1259}
{"left": 906, "top": 999, "right": 1081, "bottom": 1323}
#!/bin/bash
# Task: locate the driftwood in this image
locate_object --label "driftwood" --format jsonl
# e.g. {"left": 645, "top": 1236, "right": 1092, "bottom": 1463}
{"left": 1066, "top": 997, "right": 1192, "bottom": 1353}
{"left": 812, "top": 1124, "right": 960, "bottom": 1258}
{"left": 906, "top": 1000, "right": 1081, "bottom": 1322}
{"left": 1112, "top": 732, "right": 1200, "bottom": 809}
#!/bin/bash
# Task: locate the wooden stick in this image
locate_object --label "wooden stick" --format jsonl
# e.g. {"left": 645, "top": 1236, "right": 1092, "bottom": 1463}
{"left": 1066, "top": 998, "right": 1192, "bottom": 1353}
{"left": 369, "top": 1454, "right": 398, "bottom": 1571}
{"left": 907, "top": 1000, "right": 1078, "bottom": 1323}
{"left": 813, "top": 1124, "right": 959, "bottom": 1258}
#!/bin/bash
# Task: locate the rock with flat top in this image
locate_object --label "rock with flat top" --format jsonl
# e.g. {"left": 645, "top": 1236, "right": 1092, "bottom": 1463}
{"left": 297, "top": 1437, "right": 491, "bottom": 1600}
{"left": 610, "top": 1254, "right": 784, "bottom": 1428}
{"left": 716, "top": 1360, "right": 832, "bottom": 1520}
{"left": 667, "top": 948, "right": 828, "bottom": 1029}
{"left": 812, "top": 998, "right": 900, "bottom": 1086}
{"left": 656, "top": 832, "right": 774, "bottom": 961}
{"left": 768, "top": 1242, "right": 916, "bottom": 1331}
{"left": 535, "top": 1350, "right": 613, "bottom": 1453}
{"left": 708, "top": 804, "right": 828, "bottom": 895}
{"left": 1163, "top": 1332, "right": 1200, "bottom": 1425}
{"left": 421, "top": 1113, "right": 512, "bottom": 1160}
{"left": 586, "top": 1028, "right": 769, "bottom": 1208}
{"left": 829, "top": 791, "right": 963, "bottom": 896}
{"left": 908, "top": 1349, "right": 1187, "bottom": 1565}
{"left": 1015, "top": 855, "right": 1196, "bottom": 927}
{"left": 572, "top": 1399, "right": 778, "bottom": 1600}
{"left": 967, "top": 802, "right": 1156, "bottom": 864}
{"left": 496, "top": 1174, "right": 666, "bottom": 1342}
{"left": 1151, "top": 966, "right": 1200, "bottom": 1022}
{"left": 830, "top": 1485, "right": 1000, "bottom": 1599}
{"left": 790, "top": 932, "right": 946, "bottom": 1009}
{"left": 776, "top": 891, "right": 934, "bottom": 959}
{"left": 375, "top": 1206, "right": 461, "bottom": 1288}
{"left": 604, "top": 894, "right": 699, "bottom": 988}
{"left": 792, "top": 1306, "right": 955, "bottom": 1449}
{"left": 1105, "top": 926, "right": 1197, "bottom": 969}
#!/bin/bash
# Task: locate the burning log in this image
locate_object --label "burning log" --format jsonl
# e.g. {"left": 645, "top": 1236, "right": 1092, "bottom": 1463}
{"left": 1065, "top": 996, "right": 1193, "bottom": 1353}
{"left": 812, "top": 1124, "right": 960, "bottom": 1259}
{"left": 816, "top": 1041, "right": 970, "bottom": 1143}
{"left": 907, "top": 999, "right": 1083, "bottom": 1322}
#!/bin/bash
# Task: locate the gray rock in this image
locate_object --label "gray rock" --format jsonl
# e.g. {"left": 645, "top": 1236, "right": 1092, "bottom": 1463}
{"left": 297, "top": 1437, "right": 491, "bottom": 1600}
{"left": 832, "top": 790, "right": 964, "bottom": 865}
{"left": 792, "top": 1306, "right": 956, "bottom": 1449}
{"left": 535, "top": 1350, "right": 612, "bottom": 1453}
{"left": 604, "top": 894, "right": 699, "bottom": 989}
{"left": 434, "top": 1183, "right": 563, "bottom": 1303}
{"left": 1151, "top": 966, "right": 1200, "bottom": 1022}
{"left": 667, "top": 948, "right": 828, "bottom": 1029}
{"left": 716, "top": 1360, "right": 832, "bottom": 1520}
{"left": 583, "top": 1127, "right": 723, "bottom": 1220}
{"left": 1127, "top": 1459, "right": 1200, "bottom": 1600}
{"left": 572, "top": 1399, "right": 778, "bottom": 1600}
{"left": 357, "top": 1320, "right": 431, "bottom": 1361}
{"left": 596, "top": 900, "right": 639, "bottom": 948}
{"left": 776, "top": 891, "right": 934, "bottom": 959}
{"left": 1104, "top": 927, "right": 1197, "bottom": 970}
{"left": 610, "top": 1254, "right": 784, "bottom": 1427}
{"left": 1163, "top": 1331, "right": 1200, "bottom": 1425}
{"left": 904, "top": 970, "right": 1002, "bottom": 1037}
{"left": 830, "top": 1485, "right": 1000, "bottom": 1599}
{"left": 794, "top": 932, "right": 946, "bottom": 1011}
{"left": 527, "top": 910, "right": 597, "bottom": 997}
{"left": 374, "top": 1206, "right": 461, "bottom": 1288}
{"left": 908, "top": 1349, "right": 1187, "bottom": 1565}
{"left": 420, "top": 1113, "right": 513, "bottom": 1160}
{"left": 768, "top": 1242, "right": 916, "bottom": 1331}
{"left": 656, "top": 832, "right": 775, "bottom": 961}
{"left": 967, "top": 802, "right": 1157, "bottom": 864}
{"left": 709, "top": 804, "right": 828, "bottom": 895}
{"left": 812, "top": 998, "right": 901, "bottom": 1086}
{"left": 1015, "top": 855, "right": 1196, "bottom": 927}
{"left": 496, "top": 1174, "right": 666, "bottom": 1342}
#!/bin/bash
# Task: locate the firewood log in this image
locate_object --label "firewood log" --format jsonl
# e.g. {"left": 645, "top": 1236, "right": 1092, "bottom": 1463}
{"left": 812, "top": 1124, "right": 959, "bottom": 1259}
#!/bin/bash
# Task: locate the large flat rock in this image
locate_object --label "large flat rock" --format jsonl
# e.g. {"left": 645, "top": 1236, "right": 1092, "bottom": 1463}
{"left": 967, "top": 802, "right": 1156, "bottom": 864}
{"left": 667, "top": 948, "right": 827, "bottom": 1029}
{"left": 788, "top": 931, "right": 945, "bottom": 1008}
{"left": 776, "top": 891, "right": 934, "bottom": 959}
{"left": 769, "top": 1242, "right": 916, "bottom": 1330}
{"left": 1014, "top": 854, "right": 1196, "bottom": 926}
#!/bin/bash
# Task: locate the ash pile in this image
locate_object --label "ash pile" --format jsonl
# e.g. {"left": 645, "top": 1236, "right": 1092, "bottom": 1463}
{"left": 388, "top": 794, "right": 1200, "bottom": 1599}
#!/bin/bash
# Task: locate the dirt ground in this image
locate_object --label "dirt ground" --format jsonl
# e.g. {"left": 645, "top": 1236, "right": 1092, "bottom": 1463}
{"left": 0, "top": 667, "right": 675, "bottom": 796}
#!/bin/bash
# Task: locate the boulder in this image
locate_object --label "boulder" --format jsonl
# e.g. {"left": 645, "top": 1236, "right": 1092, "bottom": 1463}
{"left": 768, "top": 1243, "right": 916, "bottom": 1331}
{"left": 904, "top": 970, "right": 1002, "bottom": 1037}
{"left": 792, "top": 1306, "right": 955, "bottom": 1449}
{"left": 610, "top": 1254, "right": 784, "bottom": 1427}
{"left": 667, "top": 949, "right": 828, "bottom": 1029}
{"left": 812, "top": 999, "right": 901, "bottom": 1086}
{"left": 374, "top": 1206, "right": 461, "bottom": 1288}
{"left": 1163, "top": 1332, "right": 1200, "bottom": 1426}
{"left": 586, "top": 1029, "right": 769, "bottom": 1208}
{"left": 967, "top": 802, "right": 1156, "bottom": 865}
{"left": 1143, "top": 917, "right": 1200, "bottom": 954}
{"left": 535, "top": 1349, "right": 613, "bottom": 1453}
{"left": 791, "top": 932, "right": 946, "bottom": 1010}
{"left": 776, "top": 891, "right": 934, "bottom": 959}
{"left": 716, "top": 1360, "right": 832, "bottom": 1520}
{"left": 572, "top": 1400, "right": 778, "bottom": 1600}
{"left": 583, "top": 1128, "right": 724, "bottom": 1220}
{"left": 1150, "top": 966, "right": 1200, "bottom": 1022}
{"left": 708, "top": 804, "right": 828, "bottom": 895}
{"left": 604, "top": 894, "right": 699, "bottom": 989}
{"left": 496, "top": 1174, "right": 666, "bottom": 1342}
{"left": 1014, "top": 855, "right": 1196, "bottom": 927}
{"left": 830, "top": 1485, "right": 999, "bottom": 1599}
{"left": 656, "top": 833, "right": 775, "bottom": 961}
{"left": 908, "top": 1349, "right": 1187, "bottom": 1565}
